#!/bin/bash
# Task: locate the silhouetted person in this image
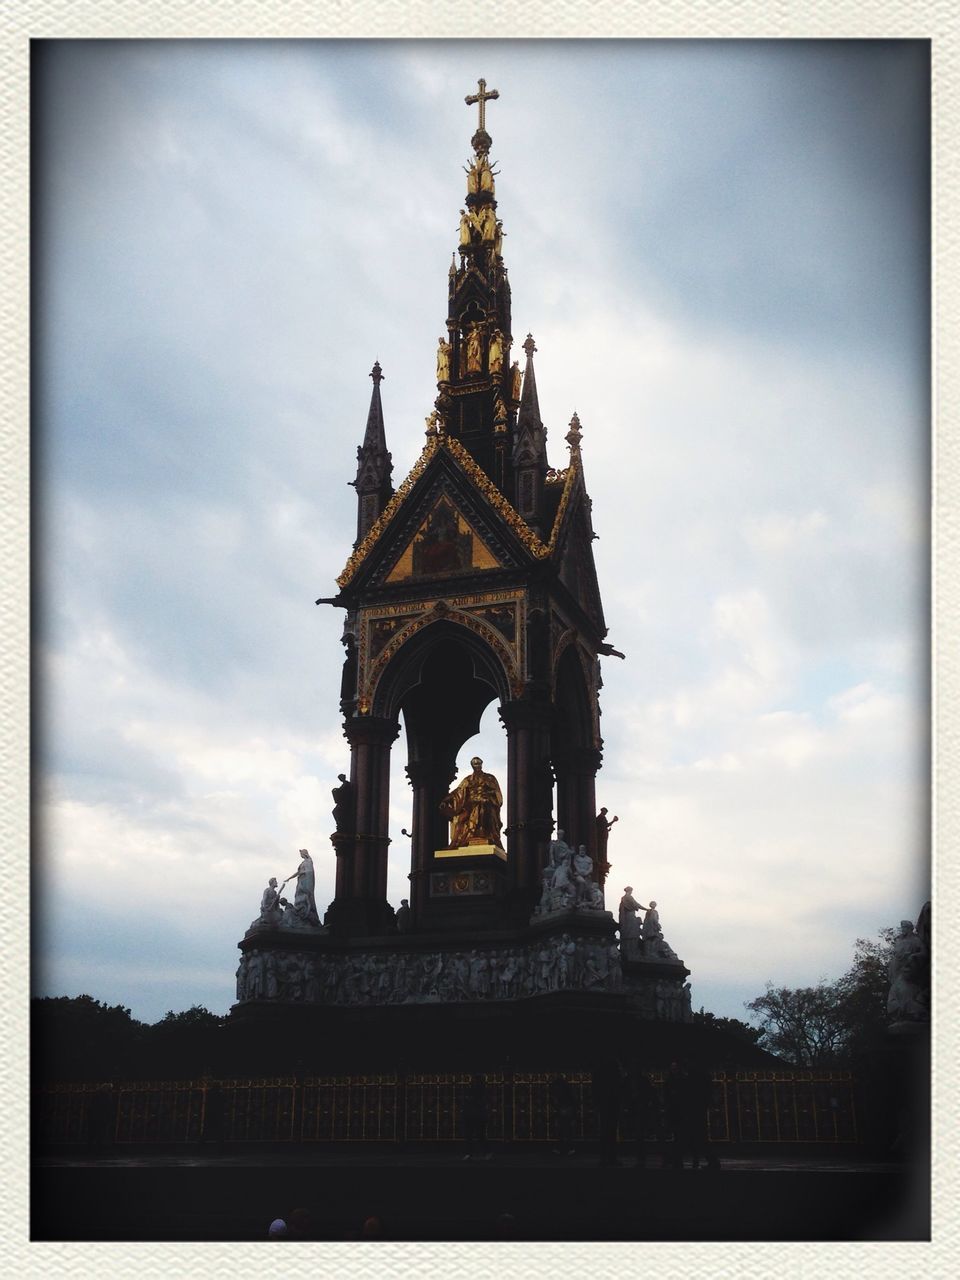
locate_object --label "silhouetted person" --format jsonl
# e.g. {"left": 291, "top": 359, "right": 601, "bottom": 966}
{"left": 88, "top": 1081, "right": 117, "bottom": 1153}
{"left": 395, "top": 898, "right": 411, "bottom": 933}
{"left": 624, "top": 1064, "right": 656, "bottom": 1168}
{"left": 664, "top": 1060, "right": 686, "bottom": 1168}
{"left": 665, "top": 1060, "right": 717, "bottom": 1170}
{"left": 287, "top": 1207, "right": 315, "bottom": 1239}
{"left": 201, "top": 1078, "right": 224, "bottom": 1152}
{"left": 592, "top": 1058, "right": 624, "bottom": 1166}
{"left": 549, "top": 1073, "right": 577, "bottom": 1156}
{"left": 684, "top": 1062, "right": 719, "bottom": 1169}
{"left": 495, "top": 1212, "right": 518, "bottom": 1238}
{"left": 462, "top": 1074, "right": 490, "bottom": 1160}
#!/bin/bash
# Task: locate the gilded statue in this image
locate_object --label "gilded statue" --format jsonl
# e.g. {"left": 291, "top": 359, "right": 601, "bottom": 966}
{"left": 436, "top": 336, "right": 452, "bottom": 384}
{"left": 478, "top": 204, "right": 496, "bottom": 241}
{"left": 465, "top": 325, "right": 482, "bottom": 374}
{"left": 509, "top": 361, "right": 522, "bottom": 402}
{"left": 465, "top": 161, "right": 479, "bottom": 194}
{"left": 494, "top": 221, "right": 504, "bottom": 256}
{"left": 488, "top": 328, "right": 504, "bottom": 374}
{"left": 479, "top": 159, "right": 494, "bottom": 193}
{"left": 441, "top": 756, "right": 503, "bottom": 848}
{"left": 459, "top": 209, "right": 474, "bottom": 247}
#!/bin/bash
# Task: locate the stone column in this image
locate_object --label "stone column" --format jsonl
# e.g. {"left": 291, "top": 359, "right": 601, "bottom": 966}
{"left": 328, "top": 714, "right": 399, "bottom": 936}
{"left": 554, "top": 745, "right": 602, "bottom": 856}
{"left": 500, "top": 698, "right": 554, "bottom": 918}
{"left": 405, "top": 754, "right": 457, "bottom": 928}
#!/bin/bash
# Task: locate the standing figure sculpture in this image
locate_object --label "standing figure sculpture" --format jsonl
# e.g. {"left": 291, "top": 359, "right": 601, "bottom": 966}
{"left": 332, "top": 773, "right": 355, "bottom": 834}
{"left": 441, "top": 756, "right": 503, "bottom": 848}
{"left": 618, "top": 886, "right": 642, "bottom": 952}
{"left": 640, "top": 900, "right": 661, "bottom": 940}
{"left": 595, "top": 808, "right": 619, "bottom": 887}
{"left": 459, "top": 208, "right": 474, "bottom": 246}
{"left": 509, "top": 360, "right": 522, "bottom": 402}
{"left": 477, "top": 204, "right": 496, "bottom": 241}
{"left": 488, "top": 328, "right": 504, "bottom": 375}
{"left": 436, "top": 336, "right": 452, "bottom": 384}
{"left": 465, "top": 324, "right": 483, "bottom": 374}
{"left": 478, "top": 154, "right": 494, "bottom": 192}
{"left": 289, "top": 848, "right": 320, "bottom": 927}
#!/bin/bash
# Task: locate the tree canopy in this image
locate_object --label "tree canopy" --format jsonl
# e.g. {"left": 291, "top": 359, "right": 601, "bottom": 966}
{"left": 745, "top": 929, "right": 895, "bottom": 1068}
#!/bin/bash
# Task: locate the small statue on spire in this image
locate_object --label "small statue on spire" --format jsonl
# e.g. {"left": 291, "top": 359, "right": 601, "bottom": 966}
{"left": 436, "top": 336, "right": 452, "bottom": 384}
{"left": 488, "top": 328, "right": 504, "bottom": 375}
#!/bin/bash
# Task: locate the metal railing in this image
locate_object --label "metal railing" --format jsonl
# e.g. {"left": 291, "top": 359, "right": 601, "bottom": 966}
{"left": 36, "top": 1070, "right": 858, "bottom": 1147}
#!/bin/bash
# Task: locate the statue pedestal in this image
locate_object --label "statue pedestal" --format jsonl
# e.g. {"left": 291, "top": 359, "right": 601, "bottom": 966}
{"left": 434, "top": 843, "right": 506, "bottom": 861}
{"left": 417, "top": 847, "right": 510, "bottom": 932}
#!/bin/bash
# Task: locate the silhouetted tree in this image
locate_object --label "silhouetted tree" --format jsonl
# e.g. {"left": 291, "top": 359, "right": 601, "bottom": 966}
{"left": 146, "top": 1005, "right": 227, "bottom": 1077}
{"left": 32, "top": 995, "right": 148, "bottom": 1082}
{"left": 691, "top": 1009, "right": 766, "bottom": 1049}
{"left": 745, "top": 982, "right": 846, "bottom": 1068}
{"left": 745, "top": 928, "right": 897, "bottom": 1069}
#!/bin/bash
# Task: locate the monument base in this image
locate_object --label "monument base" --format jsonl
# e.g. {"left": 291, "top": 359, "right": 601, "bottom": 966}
{"left": 434, "top": 843, "right": 507, "bottom": 861}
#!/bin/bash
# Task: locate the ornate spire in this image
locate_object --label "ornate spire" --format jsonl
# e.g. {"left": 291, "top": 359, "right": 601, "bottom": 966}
{"left": 565, "top": 411, "right": 582, "bottom": 459}
{"left": 517, "top": 335, "right": 544, "bottom": 437}
{"left": 465, "top": 77, "right": 499, "bottom": 155}
{"left": 513, "top": 334, "right": 548, "bottom": 530}
{"left": 351, "top": 361, "right": 393, "bottom": 545}
{"left": 436, "top": 80, "right": 514, "bottom": 496}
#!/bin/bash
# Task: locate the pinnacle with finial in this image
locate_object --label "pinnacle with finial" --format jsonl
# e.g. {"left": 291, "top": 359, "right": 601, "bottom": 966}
{"left": 465, "top": 77, "right": 499, "bottom": 135}
{"left": 370, "top": 361, "right": 384, "bottom": 384}
{"left": 566, "top": 412, "right": 582, "bottom": 453}
{"left": 522, "top": 333, "right": 537, "bottom": 358}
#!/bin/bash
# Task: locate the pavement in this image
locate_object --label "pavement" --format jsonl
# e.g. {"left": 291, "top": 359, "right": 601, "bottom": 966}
{"left": 35, "top": 1147, "right": 902, "bottom": 1173}
{"left": 32, "top": 1146, "right": 928, "bottom": 1242}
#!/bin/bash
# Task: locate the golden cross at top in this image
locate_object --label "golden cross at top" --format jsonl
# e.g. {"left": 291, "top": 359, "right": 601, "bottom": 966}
{"left": 465, "top": 78, "right": 500, "bottom": 133}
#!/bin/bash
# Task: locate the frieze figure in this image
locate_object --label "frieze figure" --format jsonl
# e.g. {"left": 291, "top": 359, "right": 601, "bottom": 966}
{"left": 441, "top": 756, "right": 503, "bottom": 848}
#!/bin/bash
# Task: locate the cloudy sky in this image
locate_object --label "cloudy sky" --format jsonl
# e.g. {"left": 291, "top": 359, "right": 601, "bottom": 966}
{"left": 33, "top": 39, "right": 930, "bottom": 1027}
